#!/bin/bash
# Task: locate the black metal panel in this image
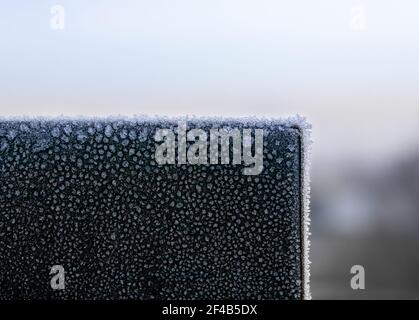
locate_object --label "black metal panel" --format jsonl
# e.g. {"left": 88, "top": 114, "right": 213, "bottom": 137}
{"left": 0, "top": 119, "right": 304, "bottom": 299}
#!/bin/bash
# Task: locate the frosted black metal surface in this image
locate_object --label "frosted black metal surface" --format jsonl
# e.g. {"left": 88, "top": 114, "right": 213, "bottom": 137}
{"left": 0, "top": 118, "right": 308, "bottom": 300}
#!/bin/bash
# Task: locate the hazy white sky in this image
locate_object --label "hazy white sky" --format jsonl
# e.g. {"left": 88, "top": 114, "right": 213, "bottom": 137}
{"left": 1, "top": 1, "right": 419, "bottom": 165}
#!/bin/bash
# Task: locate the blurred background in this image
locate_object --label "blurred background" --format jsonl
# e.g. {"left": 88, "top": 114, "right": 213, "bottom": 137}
{"left": 1, "top": 0, "right": 419, "bottom": 299}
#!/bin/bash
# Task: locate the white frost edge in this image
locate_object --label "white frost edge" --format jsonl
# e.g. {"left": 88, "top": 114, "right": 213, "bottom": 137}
{"left": 0, "top": 113, "right": 312, "bottom": 299}
{"left": 290, "top": 115, "right": 312, "bottom": 300}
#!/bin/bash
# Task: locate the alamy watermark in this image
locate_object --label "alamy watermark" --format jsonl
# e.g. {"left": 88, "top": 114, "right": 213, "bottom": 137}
{"left": 50, "top": 5, "right": 65, "bottom": 30}
{"left": 350, "top": 5, "right": 367, "bottom": 31}
{"left": 154, "top": 121, "right": 264, "bottom": 175}
{"left": 350, "top": 265, "right": 365, "bottom": 290}
{"left": 50, "top": 265, "right": 65, "bottom": 290}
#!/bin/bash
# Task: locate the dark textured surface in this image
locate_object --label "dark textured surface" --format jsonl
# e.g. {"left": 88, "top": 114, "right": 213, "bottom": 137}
{"left": 0, "top": 119, "right": 303, "bottom": 300}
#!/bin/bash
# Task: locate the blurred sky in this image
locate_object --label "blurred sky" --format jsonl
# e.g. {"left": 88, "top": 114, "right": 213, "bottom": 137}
{"left": 1, "top": 0, "right": 419, "bottom": 167}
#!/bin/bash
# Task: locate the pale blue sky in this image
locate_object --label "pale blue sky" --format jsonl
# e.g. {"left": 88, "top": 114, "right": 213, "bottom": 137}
{"left": 1, "top": 0, "right": 418, "bottom": 96}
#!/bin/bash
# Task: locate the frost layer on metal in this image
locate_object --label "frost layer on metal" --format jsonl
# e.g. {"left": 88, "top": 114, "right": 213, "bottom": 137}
{"left": 0, "top": 116, "right": 311, "bottom": 300}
